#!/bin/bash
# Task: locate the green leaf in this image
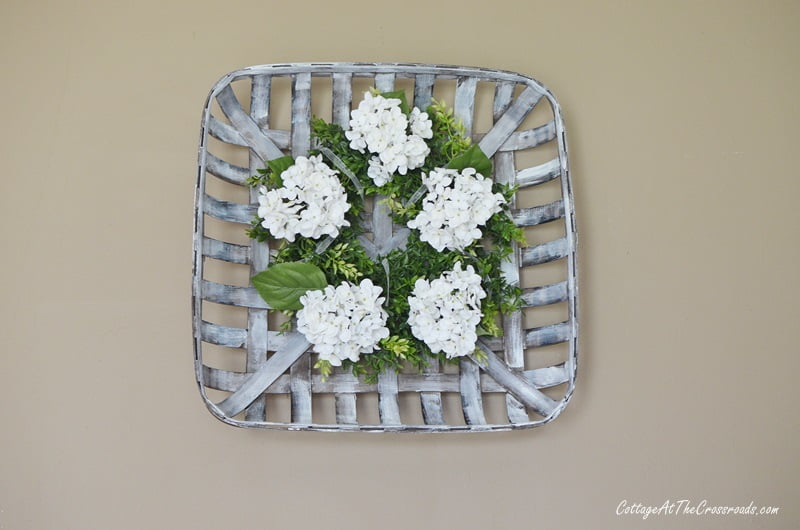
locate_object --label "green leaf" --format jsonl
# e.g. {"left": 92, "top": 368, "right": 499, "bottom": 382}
{"left": 447, "top": 144, "right": 492, "bottom": 177}
{"left": 266, "top": 155, "right": 295, "bottom": 185}
{"left": 380, "top": 90, "right": 411, "bottom": 115}
{"left": 251, "top": 261, "right": 327, "bottom": 310}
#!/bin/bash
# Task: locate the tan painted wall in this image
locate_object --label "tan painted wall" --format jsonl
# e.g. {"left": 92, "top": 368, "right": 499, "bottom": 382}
{"left": 1, "top": 1, "right": 797, "bottom": 528}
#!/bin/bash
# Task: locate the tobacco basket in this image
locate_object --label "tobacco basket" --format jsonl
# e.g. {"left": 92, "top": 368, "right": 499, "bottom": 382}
{"left": 193, "top": 63, "right": 578, "bottom": 432}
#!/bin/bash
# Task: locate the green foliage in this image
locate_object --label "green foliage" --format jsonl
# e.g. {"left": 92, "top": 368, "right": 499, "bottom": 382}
{"left": 245, "top": 95, "right": 524, "bottom": 381}
{"left": 447, "top": 144, "right": 492, "bottom": 178}
{"left": 424, "top": 98, "right": 473, "bottom": 167}
{"left": 251, "top": 262, "right": 327, "bottom": 311}
{"left": 314, "top": 359, "right": 333, "bottom": 381}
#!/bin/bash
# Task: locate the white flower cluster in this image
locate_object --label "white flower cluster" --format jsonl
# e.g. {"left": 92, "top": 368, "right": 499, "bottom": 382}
{"left": 407, "top": 263, "right": 487, "bottom": 359}
{"left": 407, "top": 167, "right": 506, "bottom": 252}
{"left": 257, "top": 155, "right": 351, "bottom": 242}
{"left": 297, "top": 279, "right": 390, "bottom": 366}
{"left": 345, "top": 91, "right": 433, "bottom": 186}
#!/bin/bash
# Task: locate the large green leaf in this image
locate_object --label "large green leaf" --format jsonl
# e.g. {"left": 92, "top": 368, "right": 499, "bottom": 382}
{"left": 447, "top": 144, "right": 492, "bottom": 178}
{"left": 379, "top": 90, "right": 411, "bottom": 115}
{"left": 251, "top": 261, "right": 327, "bottom": 311}
{"left": 266, "top": 155, "right": 295, "bottom": 186}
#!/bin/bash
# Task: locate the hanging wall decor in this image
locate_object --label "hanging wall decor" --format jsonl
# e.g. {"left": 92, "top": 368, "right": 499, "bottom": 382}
{"left": 193, "top": 63, "right": 578, "bottom": 432}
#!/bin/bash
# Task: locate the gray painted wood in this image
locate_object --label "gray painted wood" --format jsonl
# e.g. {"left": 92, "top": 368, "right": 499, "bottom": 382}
{"left": 473, "top": 341, "right": 557, "bottom": 417}
{"left": 520, "top": 237, "right": 569, "bottom": 267}
{"left": 245, "top": 74, "right": 272, "bottom": 422}
{"left": 521, "top": 281, "right": 568, "bottom": 307}
{"left": 493, "top": 80, "right": 528, "bottom": 424}
{"left": 459, "top": 359, "right": 486, "bottom": 425}
{"left": 372, "top": 73, "right": 402, "bottom": 426}
{"left": 216, "top": 333, "right": 311, "bottom": 417}
{"left": 206, "top": 153, "right": 249, "bottom": 185}
{"left": 512, "top": 200, "right": 565, "bottom": 227}
{"left": 216, "top": 84, "right": 284, "bottom": 162}
{"left": 331, "top": 71, "right": 358, "bottom": 426}
{"left": 516, "top": 158, "right": 561, "bottom": 188}
{"left": 203, "top": 364, "right": 569, "bottom": 394}
{"left": 203, "top": 194, "right": 256, "bottom": 224}
{"left": 454, "top": 76, "right": 477, "bottom": 136}
{"left": 525, "top": 322, "right": 570, "bottom": 348}
{"left": 413, "top": 73, "right": 434, "bottom": 109}
{"left": 201, "top": 280, "right": 268, "bottom": 309}
{"left": 193, "top": 63, "right": 578, "bottom": 432}
{"left": 288, "top": 72, "right": 313, "bottom": 425}
{"left": 478, "top": 86, "right": 544, "bottom": 157}
{"left": 202, "top": 237, "right": 250, "bottom": 264}
{"left": 415, "top": 74, "right": 443, "bottom": 426}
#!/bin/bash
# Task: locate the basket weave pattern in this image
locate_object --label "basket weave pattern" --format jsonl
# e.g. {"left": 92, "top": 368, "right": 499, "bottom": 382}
{"left": 193, "top": 63, "right": 578, "bottom": 432}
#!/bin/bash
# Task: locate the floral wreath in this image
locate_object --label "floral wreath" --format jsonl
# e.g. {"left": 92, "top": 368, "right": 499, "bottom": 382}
{"left": 247, "top": 90, "right": 525, "bottom": 382}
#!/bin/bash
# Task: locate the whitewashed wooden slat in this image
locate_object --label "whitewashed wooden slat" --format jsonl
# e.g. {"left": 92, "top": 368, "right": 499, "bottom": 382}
{"left": 520, "top": 237, "right": 569, "bottom": 267}
{"left": 474, "top": 341, "right": 558, "bottom": 417}
{"left": 516, "top": 158, "right": 561, "bottom": 188}
{"left": 377, "top": 371, "right": 401, "bottom": 425}
{"left": 454, "top": 76, "right": 477, "bottom": 136}
{"left": 332, "top": 72, "right": 353, "bottom": 129}
{"left": 200, "top": 323, "right": 295, "bottom": 351}
{"left": 202, "top": 237, "right": 250, "bottom": 264}
{"left": 493, "top": 80, "right": 528, "bottom": 424}
{"left": 246, "top": 74, "right": 272, "bottom": 421}
{"left": 216, "top": 85, "right": 284, "bottom": 161}
{"left": 200, "top": 321, "right": 247, "bottom": 348}
{"left": 202, "top": 195, "right": 256, "bottom": 224}
{"left": 208, "top": 117, "right": 292, "bottom": 150}
{"left": 335, "top": 391, "right": 358, "bottom": 425}
{"left": 201, "top": 280, "right": 268, "bottom": 309}
{"left": 415, "top": 72, "right": 442, "bottom": 425}
{"left": 525, "top": 321, "right": 571, "bottom": 348}
{"left": 374, "top": 72, "right": 395, "bottom": 93}
{"left": 215, "top": 333, "right": 310, "bottom": 417}
{"left": 478, "top": 86, "right": 544, "bottom": 157}
{"left": 291, "top": 73, "right": 312, "bottom": 156}
{"left": 498, "top": 120, "right": 557, "bottom": 151}
{"left": 203, "top": 364, "right": 570, "bottom": 394}
{"left": 460, "top": 359, "right": 486, "bottom": 425}
{"left": 290, "top": 353, "right": 312, "bottom": 424}
{"left": 522, "top": 281, "right": 568, "bottom": 307}
{"left": 206, "top": 153, "right": 249, "bottom": 185}
{"left": 414, "top": 73, "right": 435, "bottom": 109}
{"left": 286, "top": 72, "right": 313, "bottom": 424}
{"left": 331, "top": 71, "right": 358, "bottom": 425}
{"left": 420, "top": 357, "right": 444, "bottom": 425}
{"left": 512, "top": 200, "right": 565, "bottom": 227}
{"left": 372, "top": 72, "right": 403, "bottom": 426}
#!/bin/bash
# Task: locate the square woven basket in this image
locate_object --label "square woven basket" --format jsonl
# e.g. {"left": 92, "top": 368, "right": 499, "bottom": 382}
{"left": 193, "top": 63, "right": 578, "bottom": 432}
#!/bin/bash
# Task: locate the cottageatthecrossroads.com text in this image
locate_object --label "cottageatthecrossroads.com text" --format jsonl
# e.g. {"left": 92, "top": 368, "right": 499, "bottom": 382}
{"left": 616, "top": 499, "right": 780, "bottom": 520}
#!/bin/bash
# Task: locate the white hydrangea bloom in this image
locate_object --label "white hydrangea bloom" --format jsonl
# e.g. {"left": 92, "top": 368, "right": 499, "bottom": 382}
{"left": 406, "top": 167, "right": 506, "bottom": 251}
{"left": 409, "top": 107, "right": 433, "bottom": 139}
{"left": 344, "top": 91, "right": 431, "bottom": 186}
{"left": 407, "top": 263, "right": 486, "bottom": 359}
{"left": 297, "top": 279, "right": 390, "bottom": 366}
{"left": 257, "top": 155, "right": 351, "bottom": 242}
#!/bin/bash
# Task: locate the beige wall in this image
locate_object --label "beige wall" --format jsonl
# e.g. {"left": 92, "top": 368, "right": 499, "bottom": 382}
{"left": 2, "top": 1, "right": 798, "bottom": 528}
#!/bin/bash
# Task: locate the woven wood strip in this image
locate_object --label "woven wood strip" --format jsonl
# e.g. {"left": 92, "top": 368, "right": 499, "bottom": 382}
{"left": 331, "top": 72, "right": 359, "bottom": 426}
{"left": 203, "top": 364, "right": 570, "bottom": 394}
{"left": 289, "top": 72, "right": 313, "bottom": 424}
{"left": 245, "top": 74, "right": 272, "bottom": 422}
{"left": 492, "top": 80, "right": 528, "bottom": 424}
{"left": 413, "top": 72, "right": 444, "bottom": 426}
{"left": 193, "top": 63, "right": 578, "bottom": 432}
